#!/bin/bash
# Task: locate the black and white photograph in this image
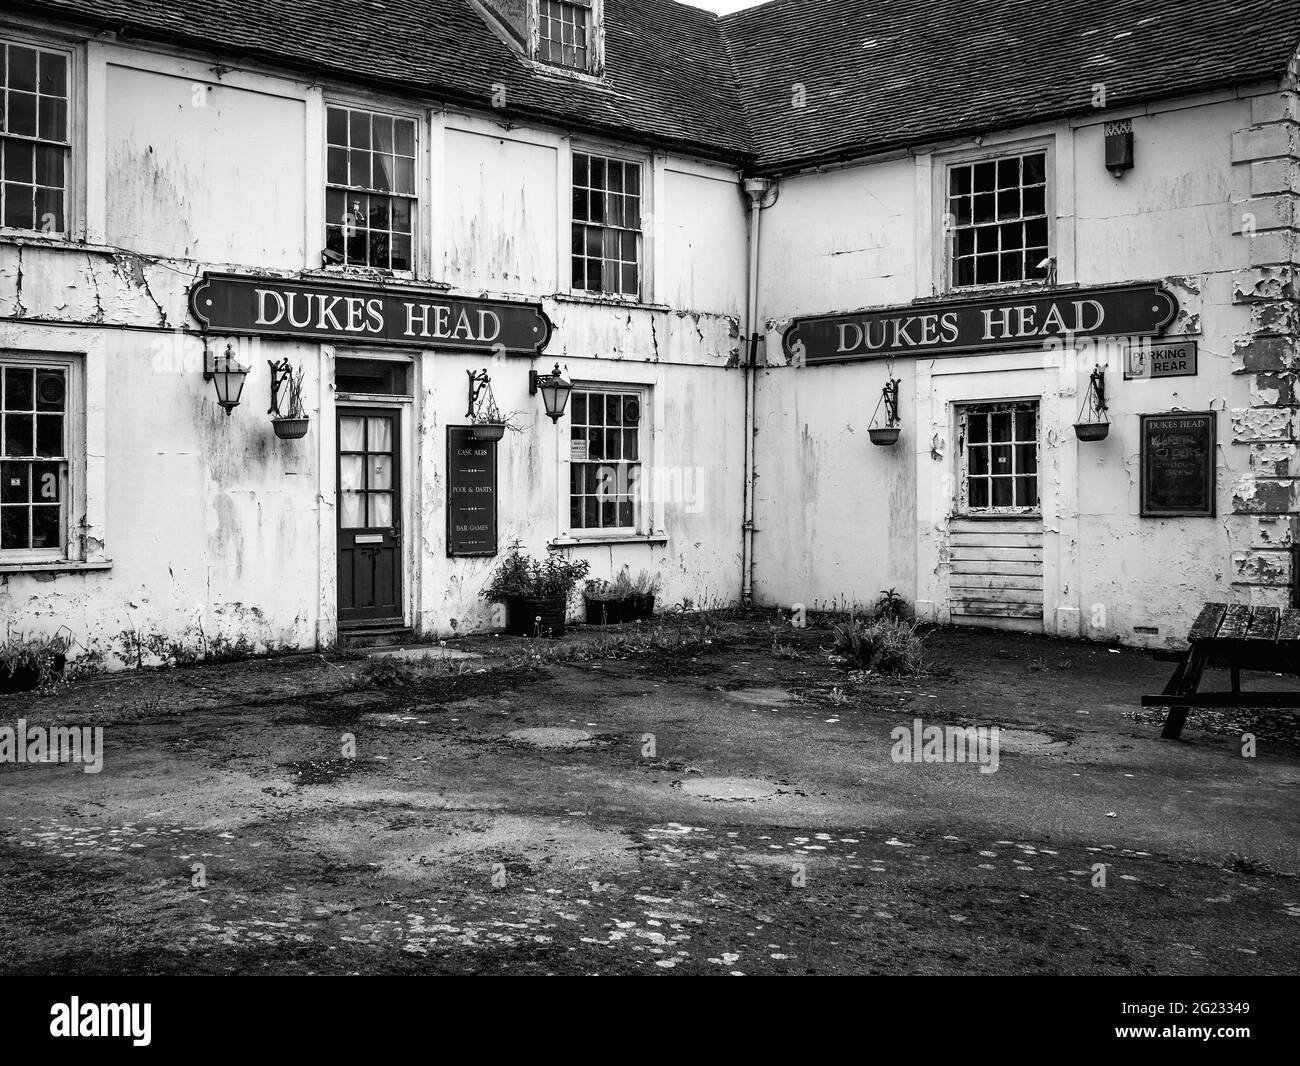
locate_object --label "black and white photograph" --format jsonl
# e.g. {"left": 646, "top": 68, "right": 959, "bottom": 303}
{"left": 0, "top": 0, "right": 1296, "bottom": 1022}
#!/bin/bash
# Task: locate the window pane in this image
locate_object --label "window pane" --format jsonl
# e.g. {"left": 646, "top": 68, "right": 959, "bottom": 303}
{"left": 572, "top": 392, "right": 587, "bottom": 424}
{"left": 327, "top": 147, "right": 348, "bottom": 184}
{"left": 367, "top": 417, "right": 393, "bottom": 453}
{"left": 1015, "top": 443, "right": 1037, "bottom": 475}
{"left": 0, "top": 461, "right": 28, "bottom": 502}
{"left": 1019, "top": 477, "right": 1039, "bottom": 509}
{"left": 967, "top": 413, "right": 987, "bottom": 444}
{"left": 991, "top": 477, "right": 1013, "bottom": 507}
{"left": 8, "top": 91, "right": 36, "bottom": 136}
{"left": 370, "top": 455, "right": 393, "bottom": 491}
{"left": 623, "top": 429, "right": 638, "bottom": 462}
{"left": 31, "top": 504, "right": 59, "bottom": 547}
{"left": 4, "top": 413, "right": 32, "bottom": 456}
{"left": 340, "top": 490, "right": 364, "bottom": 529}
{"left": 339, "top": 416, "right": 365, "bottom": 451}
{"left": 6, "top": 141, "right": 34, "bottom": 182}
{"left": 0, "top": 505, "right": 28, "bottom": 548}
{"left": 968, "top": 479, "right": 988, "bottom": 509}
{"left": 3, "top": 184, "right": 34, "bottom": 230}
{"left": 1015, "top": 409, "right": 1037, "bottom": 440}
{"left": 35, "top": 414, "right": 61, "bottom": 456}
{"left": 339, "top": 454, "right": 364, "bottom": 492}
{"left": 371, "top": 493, "right": 392, "bottom": 527}
{"left": 969, "top": 447, "right": 989, "bottom": 476}
{"left": 991, "top": 444, "right": 1012, "bottom": 474}
{"left": 326, "top": 106, "right": 347, "bottom": 145}
{"left": 991, "top": 413, "right": 1013, "bottom": 442}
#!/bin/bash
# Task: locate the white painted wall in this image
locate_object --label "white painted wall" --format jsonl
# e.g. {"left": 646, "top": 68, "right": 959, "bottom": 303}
{"left": 0, "top": 31, "right": 748, "bottom": 668}
{"left": 752, "top": 93, "right": 1263, "bottom": 647}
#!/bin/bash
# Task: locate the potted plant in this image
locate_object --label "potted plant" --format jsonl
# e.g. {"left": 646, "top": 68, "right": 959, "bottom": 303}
{"left": 1074, "top": 366, "right": 1110, "bottom": 442}
{"left": 466, "top": 369, "right": 521, "bottom": 441}
{"left": 583, "top": 579, "right": 627, "bottom": 625}
{"left": 482, "top": 547, "right": 590, "bottom": 638}
{"left": 271, "top": 361, "right": 311, "bottom": 440}
{"left": 583, "top": 570, "right": 660, "bottom": 625}
{"left": 869, "top": 376, "right": 902, "bottom": 446}
{"left": 0, "top": 631, "right": 72, "bottom": 693}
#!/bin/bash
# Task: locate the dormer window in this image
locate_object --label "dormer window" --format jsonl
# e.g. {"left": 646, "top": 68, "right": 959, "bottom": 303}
{"left": 472, "top": 0, "right": 604, "bottom": 77}
{"left": 538, "top": 0, "right": 590, "bottom": 69}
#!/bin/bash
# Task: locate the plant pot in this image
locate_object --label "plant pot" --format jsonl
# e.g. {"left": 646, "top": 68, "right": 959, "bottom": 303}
{"left": 0, "top": 653, "right": 65, "bottom": 694}
{"left": 1074, "top": 422, "right": 1110, "bottom": 442}
{"left": 630, "top": 594, "right": 656, "bottom": 621}
{"left": 869, "top": 427, "right": 901, "bottom": 446}
{"left": 506, "top": 595, "right": 568, "bottom": 638}
{"left": 472, "top": 423, "right": 506, "bottom": 442}
{"left": 272, "top": 416, "right": 311, "bottom": 440}
{"left": 585, "top": 599, "right": 626, "bottom": 626}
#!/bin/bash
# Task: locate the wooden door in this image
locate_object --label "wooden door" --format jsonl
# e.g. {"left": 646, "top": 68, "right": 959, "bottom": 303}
{"left": 337, "top": 408, "right": 402, "bottom": 624}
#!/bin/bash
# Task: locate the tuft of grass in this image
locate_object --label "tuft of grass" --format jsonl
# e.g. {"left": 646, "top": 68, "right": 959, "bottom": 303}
{"left": 830, "top": 616, "right": 926, "bottom": 676}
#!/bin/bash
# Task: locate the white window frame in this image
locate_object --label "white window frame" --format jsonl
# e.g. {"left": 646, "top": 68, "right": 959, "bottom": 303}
{"left": 936, "top": 137, "right": 1055, "bottom": 295}
{"left": 567, "top": 382, "right": 650, "bottom": 538}
{"left": 0, "top": 29, "right": 78, "bottom": 240}
{"left": 0, "top": 350, "right": 84, "bottom": 564}
{"left": 955, "top": 399, "right": 1041, "bottom": 517}
{"left": 570, "top": 146, "right": 647, "bottom": 301}
{"left": 529, "top": 0, "right": 604, "bottom": 77}
{"left": 322, "top": 98, "right": 422, "bottom": 279}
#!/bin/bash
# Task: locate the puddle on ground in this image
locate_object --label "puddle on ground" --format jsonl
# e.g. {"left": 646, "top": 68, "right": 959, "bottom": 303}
{"left": 723, "top": 688, "right": 797, "bottom": 706}
{"left": 677, "top": 777, "right": 783, "bottom": 802}
{"left": 997, "top": 729, "right": 1070, "bottom": 755}
{"left": 507, "top": 728, "right": 597, "bottom": 749}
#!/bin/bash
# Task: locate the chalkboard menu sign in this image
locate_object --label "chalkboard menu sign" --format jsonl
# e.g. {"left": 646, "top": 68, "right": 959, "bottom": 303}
{"left": 1140, "top": 413, "right": 1216, "bottom": 517}
{"left": 446, "top": 427, "right": 498, "bottom": 557}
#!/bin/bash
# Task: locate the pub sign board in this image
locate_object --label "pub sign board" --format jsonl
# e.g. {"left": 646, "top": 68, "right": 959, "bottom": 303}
{"left": 1140, "top": 412, "right": 1216, "bottom": 518}
{"left": 190, "top": 272, "right": 553, "bottom": 355}
{"left": 782, "top": 283, "right": 1179, "bottom": 365}
{"left": 446, "top": 427, "right": 498, "bottom": 557}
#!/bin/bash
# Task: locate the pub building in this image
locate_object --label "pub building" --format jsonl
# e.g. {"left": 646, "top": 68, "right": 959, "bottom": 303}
{"left": 0, "top": 0, "right": 1296, "bottom": 668}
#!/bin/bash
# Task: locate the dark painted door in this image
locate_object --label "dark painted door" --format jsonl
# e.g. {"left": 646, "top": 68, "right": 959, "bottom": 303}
{"left": 337, "top": 408, "right": 402, "bottom": 624}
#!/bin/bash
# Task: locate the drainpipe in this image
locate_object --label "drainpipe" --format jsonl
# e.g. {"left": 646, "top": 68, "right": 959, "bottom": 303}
{"left": 741, "top": 177, "right": 774, "bottom": 607}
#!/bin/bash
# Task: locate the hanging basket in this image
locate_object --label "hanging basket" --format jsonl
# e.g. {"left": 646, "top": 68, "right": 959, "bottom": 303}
{"left": 869, "top": 426, "right": 901, "bottom": 447}
{"left": 1074, "top": 421, "right": 1110, "bottom": 442}
{"left": 472, "top": 422, "right": 506, "bottom": 442}
{"left": 272, "top": 416, "right": 310, "bottom": 440}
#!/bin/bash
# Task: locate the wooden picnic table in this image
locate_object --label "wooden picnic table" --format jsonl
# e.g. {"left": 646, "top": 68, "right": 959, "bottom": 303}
{"left": 1143, "top": 602, "right": 1300, "bottom": 739}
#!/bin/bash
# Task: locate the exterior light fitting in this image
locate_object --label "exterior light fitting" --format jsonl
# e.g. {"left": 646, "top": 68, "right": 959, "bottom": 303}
{"left": 1105, "top": 119, "right": 1134, "bottom": 178}
{"left": 529, "top": 362, "right": 572, "bottom": 423}
{"left": 204, "top": 342, "right": 249, "bottom": 416}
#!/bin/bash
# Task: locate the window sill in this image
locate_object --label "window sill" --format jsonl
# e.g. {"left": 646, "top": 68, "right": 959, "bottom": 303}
{"left": 0, "top": 559, "right": 113, "bottom": 575}
{"left": 549, "top": 533, "right": 668, "bottom": 549}
{"left": 554, "top": 293, "right": 669, "bottom": 313}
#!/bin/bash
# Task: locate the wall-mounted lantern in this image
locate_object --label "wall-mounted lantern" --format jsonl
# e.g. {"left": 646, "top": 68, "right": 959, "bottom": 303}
{"left": 529, "top": 363, "right": 573, "bottom": 423}
{"left": 203, "top": 342, "right": 249, "bottom": 416}
{"left": 1105, "top": 119, "right": 1134, "bottom": 178}
{"left": 1075, "top": 366, "right": 1111, "bottom": 441}
{"left": 869, "top": 371, "right": 902, "bottom": 447}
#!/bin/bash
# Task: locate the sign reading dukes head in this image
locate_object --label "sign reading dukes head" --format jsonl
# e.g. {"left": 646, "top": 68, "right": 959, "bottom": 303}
{"left": 782, "top": 282, "right": 1179, "bottom": 364}
{"left": 189, "top": 273, "right": 553, "bottom": 355}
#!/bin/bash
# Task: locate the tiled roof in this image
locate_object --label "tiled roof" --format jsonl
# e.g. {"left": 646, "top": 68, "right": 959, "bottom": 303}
{"left": 10, "top": 0, "right": 1300, "bottom": 171}
{"left": 723, "top": 0, "right": 1300, "bottom": 171}
{"left": 14, "top": 0, "right": 752, "bottom": 160}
